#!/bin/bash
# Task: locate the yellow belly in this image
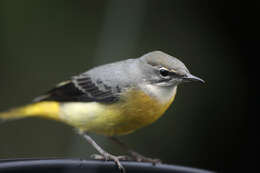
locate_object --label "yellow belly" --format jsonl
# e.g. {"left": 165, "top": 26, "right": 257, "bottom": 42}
{"left": 60, "top": 87, "right": 177, "bottom": 136}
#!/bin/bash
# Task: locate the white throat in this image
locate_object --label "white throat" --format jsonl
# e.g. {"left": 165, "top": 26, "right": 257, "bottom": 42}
{"left": 141, "top": 84, "right": 177, "bottom": 104}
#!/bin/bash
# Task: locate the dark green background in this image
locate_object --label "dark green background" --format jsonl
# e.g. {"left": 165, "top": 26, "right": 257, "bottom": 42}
{"left": 0, "top": 1, "right": 249, "bottom": 172}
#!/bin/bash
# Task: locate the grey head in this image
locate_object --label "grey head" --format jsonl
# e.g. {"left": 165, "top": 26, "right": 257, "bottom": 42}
{"left": 138, "top": 51, "right": 204, "bottom": 87}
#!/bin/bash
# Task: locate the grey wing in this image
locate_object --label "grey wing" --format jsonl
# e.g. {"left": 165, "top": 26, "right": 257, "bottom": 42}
{"left": 33, "top": 74, "right": 120, "bottom": 103}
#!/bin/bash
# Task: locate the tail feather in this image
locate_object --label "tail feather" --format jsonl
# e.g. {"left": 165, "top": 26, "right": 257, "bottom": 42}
{"left": 0, "top": 101, "right": 60, "bottom": 122}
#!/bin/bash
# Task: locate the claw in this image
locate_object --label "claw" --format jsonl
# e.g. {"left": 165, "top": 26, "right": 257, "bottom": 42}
{"left": 80, "top": 133, "right": 127, "bottom": 172}
{"left": 91, "top": 154, "right": 107, "bottom": 160}
{"left": 91, "top": 153, "right": 127, "bottom": 173}
{"left": 108, "top": 137, "right": 162, "bottom": 166}
{"left": 137, "top": 156, "right": 161, "bottom": 165}
{"left": 130, "top": 151, "right": 161, "bottom": 165}
{"left": 91, "top": 153, "right": 131, "bottom": 161}
{"left": 112, "top": 156, "right": 125, "bottom": 173}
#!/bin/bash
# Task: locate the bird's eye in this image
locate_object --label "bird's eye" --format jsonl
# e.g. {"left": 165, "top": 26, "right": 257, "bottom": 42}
{"left": 159, "top": 68, "right": 170, "bottom": 77}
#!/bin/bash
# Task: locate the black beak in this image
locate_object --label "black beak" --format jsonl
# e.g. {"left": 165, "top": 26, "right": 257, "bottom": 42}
{"left": 182, "top": 73, "right": 205, "bottom": 83}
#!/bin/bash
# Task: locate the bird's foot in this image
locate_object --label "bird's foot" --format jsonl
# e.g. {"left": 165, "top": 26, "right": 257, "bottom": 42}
{"left": 129, "top": 151, "right": 162, "bottom": 165}
{"left": 91, "top": 153, "right": 130, "bottom": 173}
{"left": 108, "top": 137, "right": 161, "bottom": 165}
{"left": 91, "top": 153, "right": 131, "bottom": 161}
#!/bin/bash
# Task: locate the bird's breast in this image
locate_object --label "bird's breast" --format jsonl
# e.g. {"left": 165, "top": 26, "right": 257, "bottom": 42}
{"left": 119, "top": 86, "right": 177, "bottom": 129}
{"left": 60, "top": 87, "right": 177, "bottom": 136}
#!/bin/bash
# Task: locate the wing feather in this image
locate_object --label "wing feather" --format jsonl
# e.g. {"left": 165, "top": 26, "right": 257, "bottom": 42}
{"left": 34, "top": 74, "right": 119, "bottom": 103}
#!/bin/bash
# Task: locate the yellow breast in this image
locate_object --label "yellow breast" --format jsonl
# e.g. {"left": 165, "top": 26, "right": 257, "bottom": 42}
{"left": 60, "top": 87, "right": 177, "bottom": 136}
{"left": 115, "top": 87, "right": 177, "bottom": 133}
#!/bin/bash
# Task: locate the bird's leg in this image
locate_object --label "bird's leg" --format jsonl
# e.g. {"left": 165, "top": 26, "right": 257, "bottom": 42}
{"left": 109, "top": 137, "right": 161, "bottom": 165}
{"left": 79, "top": 132, "right": 127, "bottom": 173}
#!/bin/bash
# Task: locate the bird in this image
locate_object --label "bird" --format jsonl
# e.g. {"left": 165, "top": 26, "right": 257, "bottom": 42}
{"left": 0, "top": 51, "right": 204, "bottom": 172}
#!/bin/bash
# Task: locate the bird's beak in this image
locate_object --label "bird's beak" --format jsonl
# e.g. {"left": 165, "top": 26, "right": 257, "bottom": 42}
{"left": 182, "top": 73, "right": 205, "bottom": 83}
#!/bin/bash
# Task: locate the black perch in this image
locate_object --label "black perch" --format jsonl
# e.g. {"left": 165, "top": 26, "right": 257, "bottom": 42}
{"left": 0, "top": 158, "right": 215, "bottom": 173}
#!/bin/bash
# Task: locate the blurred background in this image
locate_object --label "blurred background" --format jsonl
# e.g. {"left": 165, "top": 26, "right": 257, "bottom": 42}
{"left": 0, "top": 0, "right": 249, "bottom": 172}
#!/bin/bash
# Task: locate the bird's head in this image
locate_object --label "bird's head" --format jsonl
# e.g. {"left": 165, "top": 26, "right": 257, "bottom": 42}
{"left": 139, "top": 51, "right": 204, "bottom": 87}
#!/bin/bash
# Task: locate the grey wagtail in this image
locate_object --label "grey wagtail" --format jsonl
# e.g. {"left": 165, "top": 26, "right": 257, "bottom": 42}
{"left": 0, "top": 51, "right": 204, "bottom": 172}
